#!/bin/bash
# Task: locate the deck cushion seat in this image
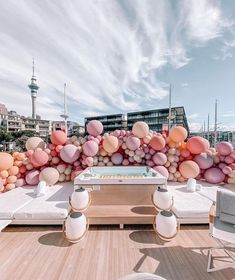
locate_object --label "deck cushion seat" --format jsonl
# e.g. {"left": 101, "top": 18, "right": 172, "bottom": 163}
{"left": 0, "top": 186, "right": 35, "bottom": 219}
{"left": 169, "top": 185, "right": 213, "bottom": 219}
{"left": 13, "top": 183, "right": 73, "bottom": 220}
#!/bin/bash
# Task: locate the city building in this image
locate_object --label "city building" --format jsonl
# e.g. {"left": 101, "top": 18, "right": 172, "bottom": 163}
{"left": 191, "top": 131, "right": 235, "bottom": 147}
{"left": 85, "top": 113, "right": 127, "bottom": 133}
{"left": 2, "top": 111, "right": 23, "bottom": 132}
{"left": 85, "top": 107, "right": 189, "bottom": 134}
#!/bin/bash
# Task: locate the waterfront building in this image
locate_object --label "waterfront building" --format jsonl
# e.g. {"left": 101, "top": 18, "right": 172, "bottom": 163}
{"left": 85, "top": 107, "right": 189, "bottom": 134}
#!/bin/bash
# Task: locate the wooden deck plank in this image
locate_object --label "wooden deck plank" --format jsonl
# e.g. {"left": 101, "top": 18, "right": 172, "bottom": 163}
{"left": 0, "top": 225, "right": 234, "bottom": 280}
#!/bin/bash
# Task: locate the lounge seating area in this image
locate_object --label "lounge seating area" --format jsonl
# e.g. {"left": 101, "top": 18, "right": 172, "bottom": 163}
{"left": 0, "top": 181, "right": 234, "bottom": 231}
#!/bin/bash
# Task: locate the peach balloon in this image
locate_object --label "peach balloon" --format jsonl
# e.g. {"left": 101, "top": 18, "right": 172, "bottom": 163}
{"left": 153, "top": 165, "right": 169, "bottom": 178}
{"left": 5, "top": 183, "right": 15, "bottom": 191}
{"left": 26, "top": 137, "right": 45, "bottom": 151}
{"left": 39, "top": 167, "right": 59, "bottom": 185}
{"left": 103, "top": 135, "right": 119, "bottom": 153}
{"left": 31, "top": 149, "right": 49, "bottom": 167}
{"left": 0, "top": 170, "right": 9, "bottom": 178}
{"left": 149, "top": 135, "right": 166, "bottom": 151}
{"left": 132, "top": 121, "right": 149, "bottom": 138}
{"left": 0, "top": 152, "right": 14, "bottom": 171}
{"left": 169, "top": 126, "right": 188, "bottom": 143}
{"left": 87, "top": 120, "right": 103, "bottom": 136}
{"left": 186, "top": 136, "right": 209, "bottom": 154}
{"left": 15, "top": 178, "right": 25, "bottom": 187}
{"left": 8, "top": 166, "right": 19, "bottom": 176}
{"left": 7, "top": 175, "right": 17, "bottom": 184}
{"left": 50, "top": 130, "right": 67, "bottom": 145}
{"left": 179, "top": 160, "right": 200, "bottom": 179}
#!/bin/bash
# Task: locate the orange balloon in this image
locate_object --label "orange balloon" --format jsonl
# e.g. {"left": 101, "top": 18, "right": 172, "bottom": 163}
{"left": 179, "top": 160, "right": 200, "bottom": 179}
{"left": 103, "top": 135, "right": 119, "bottom": 153}
{"left": 0, "top": 153, "right": 14, "bottom": 171}
{"left": 168, "top": 140, "right": 176, "bottom": 148}
{"left": 169, "top": 126, "right": 188, "bottom": 143}
{"left": 186, "top": 136, "right": 209, "bottom": 154}
{"left": 8, "top": 166, "right": 19, "bottom": 176}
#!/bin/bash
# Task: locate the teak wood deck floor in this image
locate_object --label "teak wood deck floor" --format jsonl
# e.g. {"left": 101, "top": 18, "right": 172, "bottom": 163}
{"left": 0, "top": 225, "right": 235, "bottom": 280}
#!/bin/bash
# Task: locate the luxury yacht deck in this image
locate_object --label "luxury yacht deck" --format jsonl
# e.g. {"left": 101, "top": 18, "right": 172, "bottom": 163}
{"left": 1, "top": 224, "right": 234, "bottom": 280}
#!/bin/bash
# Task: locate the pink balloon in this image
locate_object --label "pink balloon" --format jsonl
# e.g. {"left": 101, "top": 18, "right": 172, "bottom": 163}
{"left": 149, "top": 135, "right": 166, "bottom": 151}
{"left": 25, "top": 170, "right": 40, "bottom": 185}
{"left": 85, "top": 157, "right": 94, "bottom": 167}
{"left": 181, "top": 149, "right": 190, "bottom": 158}
{"left": 122, "top": 159, "right": 129, "bottom": 166}
{"left": 225, "top": 156, "right": 234, "bottom": 164}
{"left": 153, "top": 166, "right": 169, "bottom": 178}
{"left": 204, "top": 167, "right": 225, "bottom": 184}
{"left": 82, "top": 140, "right": 99, "bottom": 157}
{"left": 126, "top": 136, "right": 141, "bottom": 151}
{"left": 152, "top": 152, "right": 167, "bottom": 166}
{"left": 60, "top": 144, "right": 80, "bottom": 163}
{"left": 87, "top": 120, "right": 103, "bottom": 136}
{"left": 111, "top": 153, "right": 123, "bottom": 165}
{"left": 222, "top": 166, "right": 232, "bottom": 175}
{"left": 193, "top": 153, "right": 213, "bottom": 169}
{"left": 216, "top": 141, "right": 233, "bottom": 156}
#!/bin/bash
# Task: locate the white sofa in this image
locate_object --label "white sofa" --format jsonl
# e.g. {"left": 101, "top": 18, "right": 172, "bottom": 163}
{"left": 0, "top": 182, "right": 73, "bottom": 230}
{"left": 168, "top": 182, "right": 234, "bottom": 226}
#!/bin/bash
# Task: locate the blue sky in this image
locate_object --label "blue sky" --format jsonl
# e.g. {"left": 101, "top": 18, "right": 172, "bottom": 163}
{"left": 0, "top": 0, "right": 235, "bottom": 131}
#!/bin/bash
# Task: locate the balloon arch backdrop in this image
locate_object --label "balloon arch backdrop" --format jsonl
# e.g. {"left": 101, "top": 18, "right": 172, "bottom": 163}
{"left": 0, "top": 120, "right": 235, "bottom": 193}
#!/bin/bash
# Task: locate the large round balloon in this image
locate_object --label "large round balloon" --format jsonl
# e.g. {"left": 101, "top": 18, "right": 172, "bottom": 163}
{"left": 0, "top": 152, "right": 14, "bottom": 171}
{"left": 50, "top": 130, "right": 67, "bottom": 145}
{"left": 179, "top": 160, "right": 200, "bottom": 179}
{"left": 111, "top": 153, "right": 123, "bottom": 165}
{"left": 149, "top": 135, "right": 166, "bottom": 151}
{"left": 39, "top": 167, "right": 59, "bottom": 185}
{"left": 60, "top": 144, "right": 80, "bottom": 163}
{"left": 186, "top": 136, "right": 209, "bottom": 154}
{"left": 25, "top": 170, "right": 40, "bottom": 185}
{"left": 132, "top": 121, "right": 149, "bottom": 138}
{"left": 103, "top": 135, "right": 119, "bottom": 153}
{"left": 82, "top": 140, "right": 99, "bottom": 157}
{"left": 152, "top": 152, "right": 167, "bottom": 166}
{"left": 26, "top": 137, "right": 45, "bottom": 151}
{"left": 126, "top": 136, "right": 141, "bottom": 151}
{"left": 169, "top": 126, "right": 188, "bottom": 143}
{"left": 31, "top": 149, "right": 49, "bottom": 167}
{"left": 87, "top": 120, "right": 103, "bottom": 136}
{"left": 153, "top": 165, "right": 169, "bottom": 178}
{"left": 216, "top": 141, "right": 233, "bottom": 156}
{"left": 204, "top": 167, "right": 225, "bottom": 184}
{"left": 193, "top": 153, "right": 213, "bottom": 169}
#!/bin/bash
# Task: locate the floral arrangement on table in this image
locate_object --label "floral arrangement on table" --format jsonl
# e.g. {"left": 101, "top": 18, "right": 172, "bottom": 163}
{"left": 0, "top": 120, "right": 235, "bottom": 193}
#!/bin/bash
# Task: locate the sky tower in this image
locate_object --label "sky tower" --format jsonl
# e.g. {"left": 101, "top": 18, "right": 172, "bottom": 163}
{"left": 28, "top": 58, "right": 39, "bottom": 119}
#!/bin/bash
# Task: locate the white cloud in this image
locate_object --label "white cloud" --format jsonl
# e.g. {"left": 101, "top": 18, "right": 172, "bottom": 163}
{"left": 0, "top": 0, "right": 233, "bottom": 125}
{"left": 188, "top": 113, "right": 199, "bottom": 120}
{"left": 181, "top": 82, "right": 188, "bottom": 88}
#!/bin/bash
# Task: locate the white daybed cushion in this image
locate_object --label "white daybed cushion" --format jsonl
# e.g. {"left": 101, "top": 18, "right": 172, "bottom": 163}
{"left": 170, "top": 185, "right": 213, "bottom": 218}
{"left": 13, "top": 184, "right": 73, "bottom": 220}
{"left": 0, "top": 186, "right": 35, "bottom": 219}
{"left": 198, "top": 185, "right": 233, "bottom": 203}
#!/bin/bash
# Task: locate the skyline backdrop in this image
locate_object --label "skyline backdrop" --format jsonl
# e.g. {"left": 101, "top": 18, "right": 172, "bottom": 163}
{"left": 0, "top": 0, "right": 235, "bottom": 131}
